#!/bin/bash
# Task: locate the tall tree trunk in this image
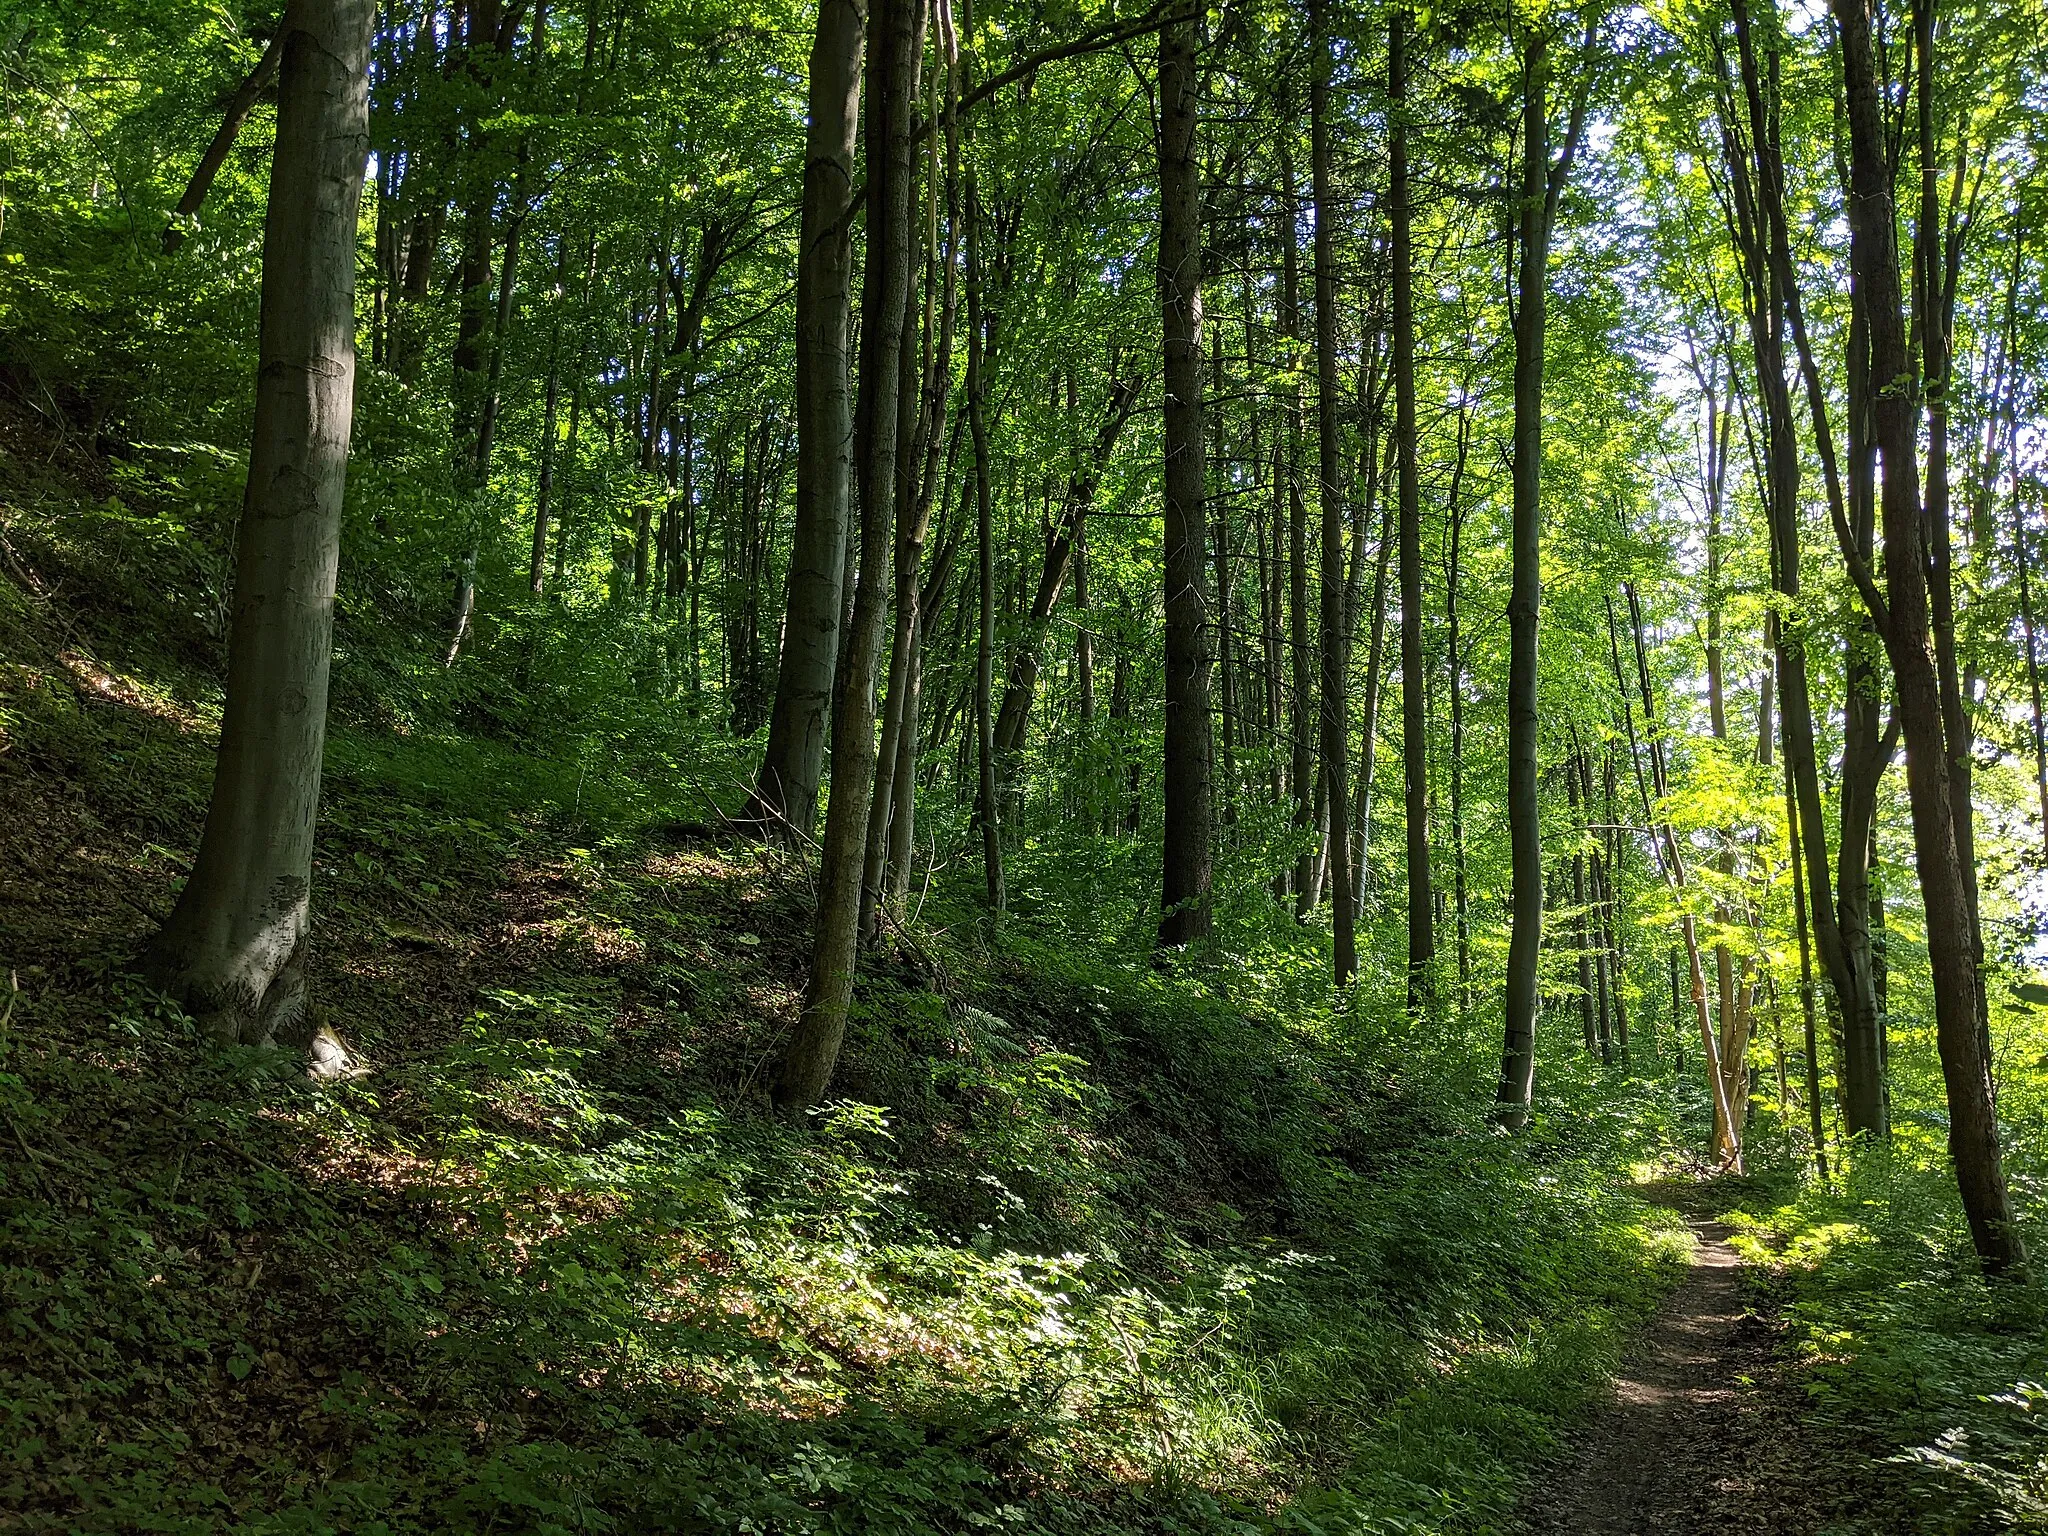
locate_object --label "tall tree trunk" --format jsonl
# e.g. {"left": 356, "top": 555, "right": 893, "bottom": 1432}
{"left": 2018, "top": 498, "right": 2048, "bottom": 857}
{"left": 743, "top": 0, "right": 864, "bottom": 839}
{"left": 867, "top": 44, "right": 959, "bottom": 943}
{"left": 442, "top": 0, "right": 528, "bottom": 665}
{"left": 553, "top": 365, "right": 584, "bottom": 587}
{"left": 1831, "top": 0, "right": 2022, "bottom": 1273}
{"left": 448, "top": 0, "right": 505, "bottom": 480}
{"left": 1212, "top": 336, "right": 1239, "bottom": 834}
{"left": 1496, "top": 22, "right": 1581, "bottom": 1125}
{"left": 390, "top": 204, "right": 443, "bottom": 384}
{"left": 860, "top": 181, "right": 929, "bottom": 946}
{"left": 1279, "top": 117, "right": 1315, "bottom": 912}
{"left": 1700, "top": 360, "right": 1737, "bottom": 1125}
{"left": 1600, "top": 748, "right": 1625, "bottom": 1059}
{"left": 634, "top": 236, "right": 669, "bottom": 597}
{"left": 1568, "top": 754, "right": 1595, "bottom": 1052}
{"left": 1346, "top": 342, "right": 1388, "bottom": 922}
{"left": 1445, "top": 399, "right": 1472, "bottom": 1007}
{"left": 1310, "top": 0, "right": 1353, "bottom": 981}
{"left": 1077, "top": 519, "right": 1096, "bottom": 728}
{"left": 1155, "top": 9, "right": 1212, "bottom": 948}
{"left": 529, "top": 234, "right": 578, "bottom": 595}
{"left": 443, "top": 199, "right": 523, "bottom": 664}
{"left": 147, "top": 0, "right": 372, "bottom": 1076}
{"left": 531, "top": 340, "right": 563, "bottom": 594}
{"left": 1261, "top": 442, "right": 1286, "bottom": 898}
{"left": 1835, "top": 299, "right": 1892, "bottom": 1138}
{"left": 774, "top": 0, "right": 920, "bottom": 1111}
{"left": 1390, "top": 6, "right": 1430, "bottom": 1007}
{"left": 968, "top": 139, "right": 1005, "bottom": 915}
{"left": 1787, "top": 727, "right": 1829, "bottom": 1183}
{"left": 1912, "top": 0, "right": 1988, "bottom": 1073}
{"left": 1353, "top": 493, "right": 1395, "bottom": 909}
{"left": 1724, "top": 0, "right": 1889, "bottom": 1135}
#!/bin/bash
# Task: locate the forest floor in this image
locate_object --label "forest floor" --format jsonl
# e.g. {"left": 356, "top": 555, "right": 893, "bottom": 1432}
{"left": 1, "top": 406, "right": 1948, "bottom": 1533}
{"left": 1521, "top": 1179, "right": 1888, "bottom": 1536}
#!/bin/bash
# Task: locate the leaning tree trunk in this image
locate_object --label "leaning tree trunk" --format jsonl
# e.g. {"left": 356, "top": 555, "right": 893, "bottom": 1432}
{"left": 1620, "top": 585, "right": 1740, "bottom": 1159}
{"left": 774, "top": 0, "right": 919, "bottom": 1111}
{"left": 163, "top": 25, "right": 288, "bottom": 253}
{"left": 991, "top": 375, "right": 1137, "bottom": 760}
{"left": 742, "top": 0, "right": 864, "bottom": 840}
{"left": 1832, "top": 0, "right": 2023, "bottom": 1275}
{"left": 1155, "top": 10, "right": 1212, "bottom": 949}
{"left": 147, "top": 0, "right": 373, "bottom": 1076}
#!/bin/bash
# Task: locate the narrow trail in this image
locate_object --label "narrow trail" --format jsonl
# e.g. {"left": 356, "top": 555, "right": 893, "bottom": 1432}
{"left": 1520, "top": 1206, "right": 1856, "bottom": 1535}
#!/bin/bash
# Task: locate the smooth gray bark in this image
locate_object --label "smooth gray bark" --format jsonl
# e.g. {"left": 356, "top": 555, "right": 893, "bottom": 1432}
{"left": 1495, "top": 17, "right": 1592, "bottom": 1127}
{"left": 148, "top": 0, "right": 373, "bottom": 1075}
{"left": 1832, "top": 0, "right": 2022, "bottom": 1273}
{"left": 744, "top": 0, "right": 864, "bottom": 838}
{"left": 776, "top": 0, "right": 919, "bottom": 1110}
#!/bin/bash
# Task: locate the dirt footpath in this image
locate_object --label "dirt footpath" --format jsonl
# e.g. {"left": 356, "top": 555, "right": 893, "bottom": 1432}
{"left": 1518, "top": 1212, "right": 1874, "bottom": 1535}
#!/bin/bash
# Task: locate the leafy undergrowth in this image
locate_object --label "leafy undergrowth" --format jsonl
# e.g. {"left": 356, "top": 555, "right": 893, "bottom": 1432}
{"left": 0, "top": 428, "right": 1691, "bottom": 1533}
{"left": 1720, "top": 1148, "right": 2048, "bottom": 1533}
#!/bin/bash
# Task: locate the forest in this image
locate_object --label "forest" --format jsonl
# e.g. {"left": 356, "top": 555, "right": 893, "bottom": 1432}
{"left": 2, "top": 0, "right": 2048, "bottom": 1528}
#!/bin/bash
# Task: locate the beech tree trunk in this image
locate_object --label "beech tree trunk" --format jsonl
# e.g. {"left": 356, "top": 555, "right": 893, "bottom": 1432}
{"left": 389, "top": 204, "right": 443, "bottom": 384}
{"left": 2018, "top": 499, "right": 2048, "bottom": 856}
{"left": 1723, "top": 0, "right": 1889, "bottom": 1136}
{"left": 1832, "top": 0, "right": 2023, "bottom": 1274}
{"left": 148, "top": 0, "right": 373, "bottom": 1075}
{"left": 743, "top": 0, "right": 864, "bottom": 838}
{"left": 1155, "top": 11, "right": 1212, "bottom": 948}
{"left": 529, "top": 235, "right": 582, "bottom": 594}
{"left": 774, "top": 0, "right": 919, "bottom": 1111}
{"left": 1353, "top": 485, "right": 1394, "bottom": 908}
{"left": 858, "top": 246, "right": 926, "bottom": 946}
{"left": 1445, "top": 399, "right": 1472, "bottom": 1005}
{"left": 1310, "top": 0, "right": 1353, "bottom": 981}
{"left": 865, "top": 43, "right": 959, "bottom": 944}
{"left": 1496, "top": 34, "right": 1552, "bottom": 1125}
{"left": 1787, "top": 733, "right": 1830, "bottom": 1183}
{"left": 970, "top": 161, "right": 1005, "bottom": 914}
{"left": 1496, "top": 13, "right": 1592, "bottom": 1124}
{"left": 1278, "top": 118, "right": 1314, "bottom": 912}
{"left": 1568, "top": 756, "right": 1595, "bottom": 1052}
{"left": 1347, "top": 391, "right": 1390, "bottom": 920}
{"left": 1390, "top": 6, "right": 1431, "bottom": 1008}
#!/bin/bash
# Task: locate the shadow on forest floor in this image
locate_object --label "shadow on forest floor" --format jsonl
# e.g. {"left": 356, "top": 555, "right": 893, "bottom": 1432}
{"left": 0, "top": 416, "right": 1702, "bottom": 1534}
